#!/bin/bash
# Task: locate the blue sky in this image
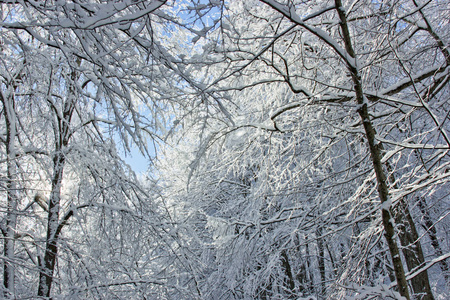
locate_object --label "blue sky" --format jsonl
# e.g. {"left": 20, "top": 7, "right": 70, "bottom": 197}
{"left": 122, "top": 145, "right": 150, "bottom": 174}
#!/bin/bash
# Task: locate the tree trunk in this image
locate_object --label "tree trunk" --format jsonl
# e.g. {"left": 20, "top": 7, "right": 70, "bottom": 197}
{"left": 303, "top": 236, "right": 314, "bottom": 296}
{"left": 37, "top": 97, "right": 75, "bottom": 297}
{"left": 417, "top": 197, "right": 449, "bottom": 285}
{"left": 1, "top": 93, "right": 18, "bottom": 299}
{"left": 37, "top": 152, "right": 65, "bottom": 297}
{"left": 316, "top": 228, "right": 326, "bottom": 299}
{"left": 393, "top": 198, "right": 434, "bottom": 300}
{"left": 334, "top": 1, "right": 410, "bottom": 298}
{"left": 280, "top": 250, "right": 296, "bottom": 298}
{"left": 386, "top": 160, "right": 434, "bottom": 299}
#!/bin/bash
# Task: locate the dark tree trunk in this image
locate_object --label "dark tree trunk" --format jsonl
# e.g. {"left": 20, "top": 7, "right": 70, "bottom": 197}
{"left": 316, "top": 228, "right": 326, "bottom": 298}
{"left": 417, "top": 197, "right": 449, "bottom": 285}
{"left": 280, "top": 250, "right": 296, "bottom": 298}
{"left": 295, "top": 236, "right": 314, "bottom": 297}
{"left": 1, "top": 94, "right": 18, "bottom": 299}
{"left": 334, "top": 0, "right": 410, "bottom": 297}
{"left": 393, "top": 199, "right": 434, "bottom": 300}
{"left": 386, "top": 160, "right": 434, "bottom": 299}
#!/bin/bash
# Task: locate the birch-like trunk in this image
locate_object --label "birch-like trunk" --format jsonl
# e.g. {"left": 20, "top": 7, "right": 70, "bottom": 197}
{"left": 37, "top": 152, "right": 65, "bottom": 297}
{"left": 37, "top": 97, "right": 75, "bottom": 297}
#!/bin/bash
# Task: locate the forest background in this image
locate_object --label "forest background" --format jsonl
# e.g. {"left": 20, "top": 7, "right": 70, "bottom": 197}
{"left": 0, "top": 0, "right": 449, "bottom": 299}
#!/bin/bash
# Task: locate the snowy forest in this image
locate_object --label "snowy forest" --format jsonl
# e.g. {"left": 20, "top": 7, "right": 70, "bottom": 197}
{"left": 0, "top": 0, "right": 449, "bottom": 299}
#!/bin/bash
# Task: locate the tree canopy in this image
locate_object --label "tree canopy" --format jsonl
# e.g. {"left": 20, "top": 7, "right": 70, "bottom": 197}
{"left": 1, "top": 0, "right": 449, "bottom": 299}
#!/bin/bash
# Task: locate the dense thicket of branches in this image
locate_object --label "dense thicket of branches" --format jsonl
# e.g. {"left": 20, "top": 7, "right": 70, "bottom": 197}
{"left": 1, "top": 0, "right": 449, "bottom": 299}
